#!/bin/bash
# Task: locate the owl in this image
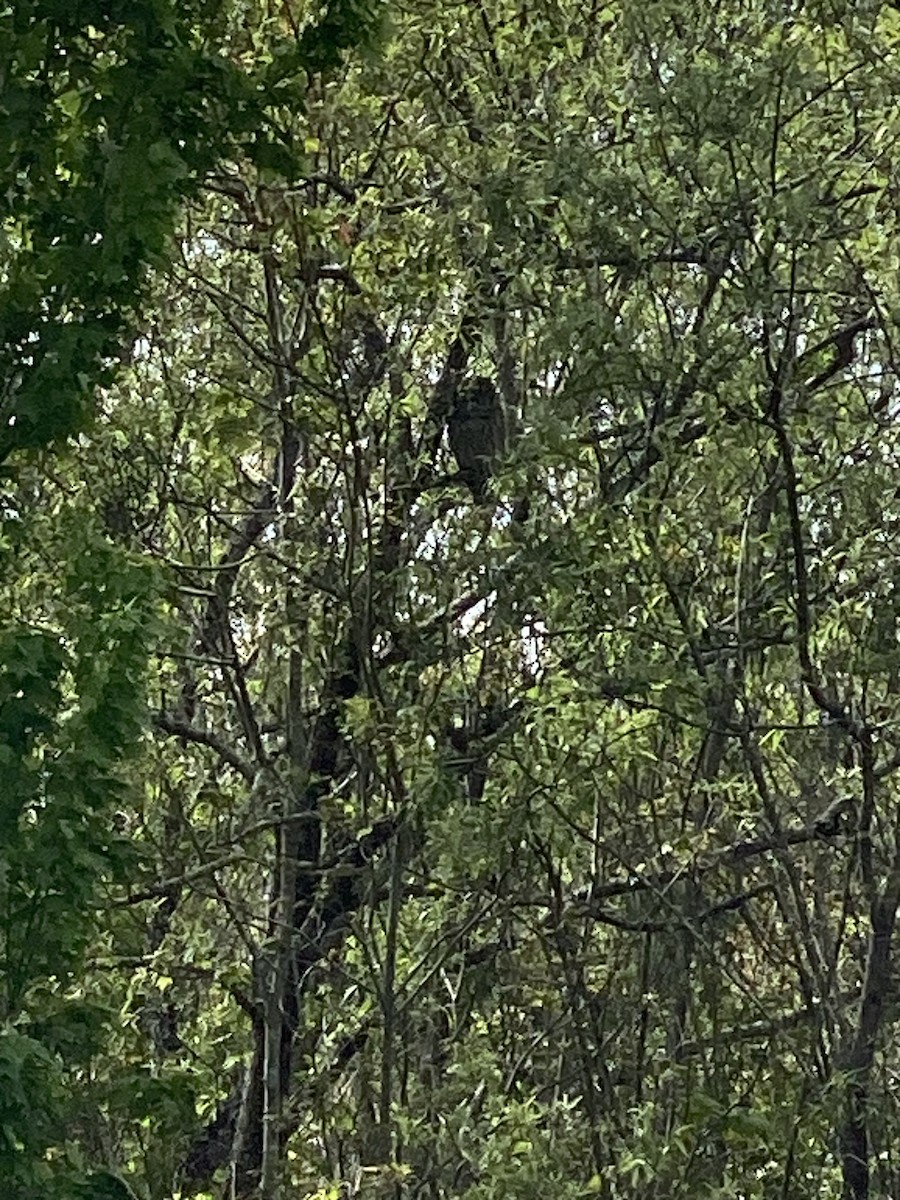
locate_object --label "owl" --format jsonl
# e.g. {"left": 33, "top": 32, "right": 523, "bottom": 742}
{"left": 447, "top": 376, "right": 504, "bottom": 501}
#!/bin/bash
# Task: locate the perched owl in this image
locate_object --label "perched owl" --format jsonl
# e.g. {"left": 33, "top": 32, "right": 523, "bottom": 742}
{"left": 447, "top": 376, "right": 504, "bottom": 501}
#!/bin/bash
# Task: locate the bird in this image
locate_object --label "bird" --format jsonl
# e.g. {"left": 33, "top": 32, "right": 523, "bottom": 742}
{"left": 447, "top": 376, "right": 504, "bottom": 501}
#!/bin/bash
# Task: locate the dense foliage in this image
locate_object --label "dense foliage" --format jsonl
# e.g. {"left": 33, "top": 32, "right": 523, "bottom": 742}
{"left": 0, "top": 0, "right": 382, "bottom": 457}
{"left": 6, "top": 1, "right": 900, "bottom": 1199}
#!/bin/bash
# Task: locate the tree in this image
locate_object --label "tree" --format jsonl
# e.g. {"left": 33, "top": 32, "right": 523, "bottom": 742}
{"left": 11, "top": 1, "right": 900, "bottom": 1199}
{"left": 0, "top": 0, "right": 382, "bottom": 458}
{"left": 0, "top": 3, "right": 383, "bottom": 1197}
